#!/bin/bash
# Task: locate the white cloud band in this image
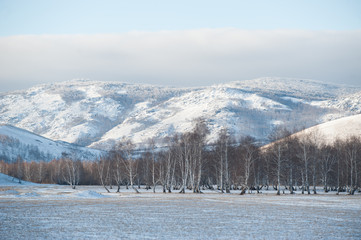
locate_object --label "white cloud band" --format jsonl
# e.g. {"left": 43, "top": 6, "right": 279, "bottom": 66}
{"left": 1, "top": 29, "right": 360, "bottom": 92}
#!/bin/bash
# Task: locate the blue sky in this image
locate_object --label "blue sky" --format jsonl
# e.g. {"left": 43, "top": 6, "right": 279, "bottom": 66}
{"left": 1, "top": 0, "right": 360, "bottom": 35}
{"left": 0, "top": 0, "right": 360, "bottom": 92}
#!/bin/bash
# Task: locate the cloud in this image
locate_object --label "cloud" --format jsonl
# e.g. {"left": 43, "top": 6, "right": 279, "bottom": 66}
{"left": 0, "top": 29, "right": 360, "bottom": 92}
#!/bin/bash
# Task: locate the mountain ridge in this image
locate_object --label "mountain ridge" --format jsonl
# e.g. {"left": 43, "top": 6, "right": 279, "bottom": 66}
{"left": 1, "top": 77, "right": 360, "bottom": 150}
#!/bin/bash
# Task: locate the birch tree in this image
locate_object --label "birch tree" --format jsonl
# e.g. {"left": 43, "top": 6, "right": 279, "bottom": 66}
{"left": 343, "top": 136, "right": 361, "bottom": 195}
{"left": 239, "top": 136, "right": 258, "bottom": 194}
{"left": 319, "top": 144, "right": 336, "bottom": 192}
{"left": 268, "top": 127, "right": 290, "bottom": 195}
{"left": 109, "top": 149, "right": 124, "bottom": 193}
{"left": 61, "top": 156, "right": 81, "bottom": 189}
{"left": 164, "top": 137, "right": 178, "bottom": 193}
{"left": 190, "top": 119, "right": 208, "bottom": 193}
{"left": 214, "top": 129, "right": 230, "bottom": 193}
{"left": 97, "top": 157, "right": 111, "bottom": 192}
{"left": 297, "top": 134, "right": 313, "bottom": 194}
{"left": 117, "top": 138, "right": 139, "bottom": 193}
{"left": 151, "top": 139, "right": 158, "bottom": 193}
{"left": 178, "top": 133, "right": 190, "bottom": 193}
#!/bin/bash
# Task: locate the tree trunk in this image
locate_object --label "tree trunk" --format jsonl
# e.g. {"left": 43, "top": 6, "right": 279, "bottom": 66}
{"left": 289, "top": 168, "right": 294, "bottom": 194}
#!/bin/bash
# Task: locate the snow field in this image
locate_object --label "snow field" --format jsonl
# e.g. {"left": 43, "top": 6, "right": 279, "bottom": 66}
{"left": 1, "top": 183, "right": 360, "bottom": 240}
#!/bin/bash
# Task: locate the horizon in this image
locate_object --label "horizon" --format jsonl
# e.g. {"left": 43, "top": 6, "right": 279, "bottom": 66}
{"left": 2, "top": 76, "right": 361, "bottom": 94}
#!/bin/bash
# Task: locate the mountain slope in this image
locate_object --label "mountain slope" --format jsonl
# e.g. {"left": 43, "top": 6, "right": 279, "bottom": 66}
{"left": 0, "top": 80, "right": 187, "bottom": 146}
{"left": 0, "top": 78, "right": 360, "bottom": 150}
{"left": 0, "top": 125, "right": 103, "bottom": 162}
{"left": 292, "top": 114, "right": 361, "bottom": 145}
{"left": 90, "top": 85, "right": 292, "bottom": 148}
{"left": 312, "top": 91, "right": 361, "bottom": 114}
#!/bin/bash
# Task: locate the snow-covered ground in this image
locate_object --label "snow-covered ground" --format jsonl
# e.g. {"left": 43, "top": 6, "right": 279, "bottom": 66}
{"left": 1, "top": 174, "right": 360, "bottom": 240}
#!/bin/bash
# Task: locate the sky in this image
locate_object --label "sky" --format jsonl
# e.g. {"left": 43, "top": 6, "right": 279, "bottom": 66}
{"left": 0, "top": 0, "right": 360, "bottom": 92}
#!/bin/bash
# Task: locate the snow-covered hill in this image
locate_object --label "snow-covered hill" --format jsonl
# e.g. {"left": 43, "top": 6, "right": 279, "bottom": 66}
{"left": 0, "top": 125, "right": 104, "bottom": 162}
{"left": 91, "top": 85, "right": 292, "bottom": 148}
{"left": 0, "top": 78, "right": 360, "bottom": 150}
{"left": 0, "top": 80, "right": 187, "bottom": 147}
{"left": 0, "top": 172, "right": 37, "bottom": 186}
{"left": 291, "top": 114, "right": 361, "bottom": 145}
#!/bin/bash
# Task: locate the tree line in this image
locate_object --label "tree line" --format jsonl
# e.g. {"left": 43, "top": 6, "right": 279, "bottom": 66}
{"left": 1, "top": 120, "right": 360, "bottom": 195}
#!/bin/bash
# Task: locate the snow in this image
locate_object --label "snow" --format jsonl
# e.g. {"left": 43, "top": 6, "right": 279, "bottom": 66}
{"left": 73, "top": 190, "right": 107, "bottom": 198}
{"left": 281, "top": 96, "right": 306, "bottom": 103}
{"left": 0, "top": 125, "right": 103, "bottom": 162}
{"left": 1, "top": 78, "right": 360, "bottom": 150}
{"left": 225, "top": 77, "right": 359, "bottom": 100}
{"left": 91, "top": 85, "right": 293, "bottom": 147}
{"left": 0, "top": 182, "right": 360, "bottom": 239}
{"left": 271, "top": 120, "right": 284, "bottom": 126}
{"left": 0, "top": 189, "right": 19, "bottom": 195}
{"left": 21, "top": 192, "right": 41, "bottom": 197}
{"left": 0, "top": 173, "right": 38, "bottom": 186}
{"left": 313, "top": 91, "right": 361, "bottom": 114}
{"left": 293, "top": 114, "right": 361, "bottom": 144}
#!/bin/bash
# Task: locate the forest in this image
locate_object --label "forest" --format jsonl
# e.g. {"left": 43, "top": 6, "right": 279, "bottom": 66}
{"left": 1, "top": 120, "right": 360, "bottom": 195}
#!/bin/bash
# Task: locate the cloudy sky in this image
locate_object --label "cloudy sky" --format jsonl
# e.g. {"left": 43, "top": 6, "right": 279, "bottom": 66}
{"left": 0, "top": 0, "right": 360, "bottom": 92}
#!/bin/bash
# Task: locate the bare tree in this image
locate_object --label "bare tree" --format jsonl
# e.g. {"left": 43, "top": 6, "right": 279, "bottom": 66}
{"left": 215, "top": 129, "right": 230, "bottom": 193}
{"left": 268, "top": 127, "right": 291, "bottom": 195}
{"left": 163, "top": 137, "right": 178, "bottom": 193}
{"left": 343, "top": 136, "right": 361, "bottom": 195}
{"left": 285, "top": 136, "right": 299, "bottom": 194}
{"left": 319, "top": 144, "right": 336, "bottom": 193}
{"left": 61, "top": 154, "right": 81, "bottom": 189}
{"left": 191, "top": 119, "right": 208, "bottom": 193}
{"left": 178, "top": 133, "right": 190, "bottom": 193}
{"left": 109, "top": 148, "right": 124, "bottom": 193}
{"left": 239, "top": 136, "right": 258, "bottom": 194}
{"left": 96, "top": 157, "right": 111, "bottom": 192}
{"left": 117, "top": 138, "right": 139, "bottom": 193}
{"left": 148, "top": 138, "right": 158, "bottom": 193}
{"left": 297, "top": 134, "right": 314, "bottom": 194}
{"left": 37, "top": 161, "right": 46, "bottom": 183}
{"left": 177, "top": 119, "right": 208, "bottom": 194}
{"left": 23, "top": 161, "right": 34, "bottom": 182}
{"left": 13, "top": 156, "right": 24, "bottom": 183}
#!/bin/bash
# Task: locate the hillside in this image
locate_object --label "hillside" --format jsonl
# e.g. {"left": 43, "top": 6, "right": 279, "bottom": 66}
{"left": 292, "top": 114, "right": 361, "bottom": 145}
{"left": 0, "top": 125, "right": 103, "bottom": 162}
{"left": 0, "top": 172, "right": 37, "bottom": 186}
{"left": 0, "top": 78, "right": 360, "bottom": 150}
{"left": 312, "top": 91, "right": 361, "bottom": 114}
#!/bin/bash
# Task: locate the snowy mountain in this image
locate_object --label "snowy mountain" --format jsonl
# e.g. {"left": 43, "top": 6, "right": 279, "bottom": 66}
{"left": 0, "top": 125, "right": 104, "bottom": 162}
{"left": 311, "top": 91, "right": 361, "bottom": 114}
{"left": 0, "top": 78, "right": 360, "bottom": 150}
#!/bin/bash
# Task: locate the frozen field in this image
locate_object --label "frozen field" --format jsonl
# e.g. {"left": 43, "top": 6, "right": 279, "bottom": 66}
{"left": 1, "top": 182, "right": 361, "bottom": 240}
